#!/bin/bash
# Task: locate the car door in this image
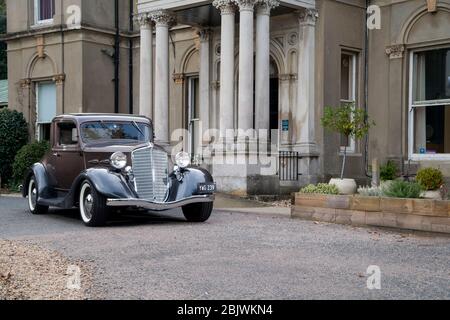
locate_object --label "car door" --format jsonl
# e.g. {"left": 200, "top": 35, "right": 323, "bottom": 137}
{"left": 51, "top": 121, "right": 84, "bottom": 191}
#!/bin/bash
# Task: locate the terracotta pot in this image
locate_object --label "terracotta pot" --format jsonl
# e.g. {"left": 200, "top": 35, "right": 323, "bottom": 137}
{"left": 329, "top": 178, "right": 357, "bottom": 195}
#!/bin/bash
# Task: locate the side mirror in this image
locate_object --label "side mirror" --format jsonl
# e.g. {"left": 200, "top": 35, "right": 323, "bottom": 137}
{"left": 72, "top": 128, "right": 79, "bottom": 143}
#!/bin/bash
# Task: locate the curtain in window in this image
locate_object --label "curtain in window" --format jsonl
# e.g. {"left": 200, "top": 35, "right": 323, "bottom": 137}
{"left": 37, "top": 82, "right": 57, "bottom": 124}
{"left": 39, "top": 0, "right": 55, "bottom": 21}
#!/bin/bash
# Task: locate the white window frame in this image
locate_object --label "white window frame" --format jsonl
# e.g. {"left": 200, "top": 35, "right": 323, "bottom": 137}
{"left": 34, "top": 0, "right": 54, "bottom": 26}
{"left": 408, "top": 47, "right": 450, "bottom": 161}
{"left": 35, "top": 82, "right": 55, "bottom": 141}
{"left": 340, "top": 51, "right": 357, "bottom": 154}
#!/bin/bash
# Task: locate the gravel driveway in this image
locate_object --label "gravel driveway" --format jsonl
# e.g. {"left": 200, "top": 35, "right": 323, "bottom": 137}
{"left": 0, "top": 196, "right": 449, "bottom": 300}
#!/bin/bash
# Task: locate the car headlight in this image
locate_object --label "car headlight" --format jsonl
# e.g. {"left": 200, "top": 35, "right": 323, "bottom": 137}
{"left": 110, "top": 152, "right": 127, "bottom": 169}
{"left": 175, "top": 152, "right": 191, "bottom": 169}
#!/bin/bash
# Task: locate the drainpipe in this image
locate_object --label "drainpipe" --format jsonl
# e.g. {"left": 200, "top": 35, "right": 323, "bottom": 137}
{"left": 60, "top": 0, "right": 65, "bottom": 114}
{"left": 114, "top": 0, "right": 120, "bottom": 114}
{"left": 128, "top": 0, "right": 134, "bottom": 115}
{"left": 364, "top": 0, "right": 371, "bottom": 178}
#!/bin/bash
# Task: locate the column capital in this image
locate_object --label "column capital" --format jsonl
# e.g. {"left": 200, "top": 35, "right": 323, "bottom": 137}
{"left": 255, "top": 0, "right": 279, "bottom": 15}
{"left": 297, "top": 8, "right": 319, "bottom": 26}
{"left": 213, "top": 0, "right": 236, "bottom": 15}
{"left": 133, "top": 12, "right": 153, "bottom": 28}
{"left": 233, "top": 0, "right": 257, "bottom": 12}
{"left": 195, "top": 28, "right": 212, "bottom": 42}
{"left": 149, "top": 10, "right": 176, "bottom": 27}
{"left": 385, "top": 44, "right": 405, "bottom": 59}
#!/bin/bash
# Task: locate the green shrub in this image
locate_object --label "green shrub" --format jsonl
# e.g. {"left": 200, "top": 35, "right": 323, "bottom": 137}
{"left": 416, "top": 167, "right": 444, "bottom": 191}
{"left": 12, "top": 141, "right": 50, "bottom": 185}
{"left": 0, "top": 109, "right": 29, "bottom": 186}
{"left": 382, "top": 180, "right": 423, "bottom": 199}
{"left": 300, "top": 183, "right": 340, "bottom": 195}
{"left": 380, "top": 160, "right": 398, "bottom": 181}
{"left": 357, "top": 186, "right": 382, "bottom": 197}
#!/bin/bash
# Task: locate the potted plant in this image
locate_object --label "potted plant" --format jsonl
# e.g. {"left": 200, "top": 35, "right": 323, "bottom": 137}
{"left": 321, "top": 103, "right": 374, "bottom": 194}
{"left": 416, "top": 167, "right": 444, "bottom": 200}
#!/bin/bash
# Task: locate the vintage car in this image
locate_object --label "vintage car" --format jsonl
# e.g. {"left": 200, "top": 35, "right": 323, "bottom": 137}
{"left": 22, "top": 114, "right": 216, "bottom": 227}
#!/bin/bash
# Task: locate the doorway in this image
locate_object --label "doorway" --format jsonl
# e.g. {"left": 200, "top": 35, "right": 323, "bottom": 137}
{"left": 186, "top": 76, "right": 201, "bottom": 160}
{"left": 269, "top": 59, "right": 279, "bottom": 146}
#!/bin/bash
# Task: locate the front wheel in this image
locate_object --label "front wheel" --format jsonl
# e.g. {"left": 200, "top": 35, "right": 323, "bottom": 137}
{"left": 27, "top": 176, "right": 49, "bottom": 215}
{"left": 79, "top": 181, "right": 109, "bottom": 227}
{"left": 182, "top": 202, "right": 213, "bottom": 223}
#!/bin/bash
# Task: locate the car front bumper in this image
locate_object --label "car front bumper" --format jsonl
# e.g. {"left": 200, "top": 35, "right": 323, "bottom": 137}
{"left": 106, "top": 195, "right": 215, "bottom": 211}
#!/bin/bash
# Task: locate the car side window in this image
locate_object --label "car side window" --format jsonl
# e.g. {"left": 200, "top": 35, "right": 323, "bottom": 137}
{"left": 58, "top": 122, "right": 78, "bottom": 146}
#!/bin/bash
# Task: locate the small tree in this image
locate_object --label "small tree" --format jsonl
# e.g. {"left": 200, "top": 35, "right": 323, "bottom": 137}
{"left": 321, "top": 103, "right": 374, "bottom": 180}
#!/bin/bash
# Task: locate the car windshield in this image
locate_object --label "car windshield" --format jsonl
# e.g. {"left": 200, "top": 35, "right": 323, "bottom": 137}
{"left": 81, "top": 121, "right": 151, "bottom": 145}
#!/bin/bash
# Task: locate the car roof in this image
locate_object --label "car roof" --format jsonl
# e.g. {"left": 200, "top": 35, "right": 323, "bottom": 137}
{"left": 53, "top": 114, "right": 152, "bottom": 124}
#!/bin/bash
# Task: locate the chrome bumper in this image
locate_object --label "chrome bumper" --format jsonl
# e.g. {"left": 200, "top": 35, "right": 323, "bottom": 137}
{"left": 106, "top": 195, "right": 215, "bottom": 211}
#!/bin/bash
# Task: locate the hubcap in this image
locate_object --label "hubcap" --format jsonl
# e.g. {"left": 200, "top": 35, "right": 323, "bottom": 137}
{"left": 28, "top": 180, "right": 37, "bottom": 211}
{"left": 80, "top": 183, "right": 94, "bottom": 223}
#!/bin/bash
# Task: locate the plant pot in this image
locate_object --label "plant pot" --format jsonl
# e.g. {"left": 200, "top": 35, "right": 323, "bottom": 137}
{"left": 421, "top": 190, "right": 443, "bottom": 200}
{"left": 329, "top": 178, "right": 357, "bottom": 195}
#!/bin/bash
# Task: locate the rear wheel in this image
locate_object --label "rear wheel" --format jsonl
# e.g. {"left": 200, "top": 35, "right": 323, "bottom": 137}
{"left": 79, "top": 181, "right": 109, "bottom": 227}
{"left": 182, "top": 202, "right": 213, "bottom": 223}
{"left": 27, "top": 176, "right": 49, "bottom": 215}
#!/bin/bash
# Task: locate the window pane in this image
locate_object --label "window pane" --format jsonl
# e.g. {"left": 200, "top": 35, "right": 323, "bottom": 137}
{"left": 39, "top": 0, "right": 55, "bottom": 21}
{"left": 37, "top": 82, "right": 56, "bottom": 123}
{"left": 414, "top": 105, "right": 450, "bottom": 154}
{"left": 413, "top": 48, "right": 450, "bottom": 102}
{"left": 341, "top": 54, "right": 351, "bottom": 101}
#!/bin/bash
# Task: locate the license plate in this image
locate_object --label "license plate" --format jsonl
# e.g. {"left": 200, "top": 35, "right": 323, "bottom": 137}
{"left": 197, "top": 183, "right": 216, "bottom": 194}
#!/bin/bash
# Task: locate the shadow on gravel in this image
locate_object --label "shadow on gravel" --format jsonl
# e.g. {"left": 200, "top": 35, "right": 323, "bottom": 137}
{"left": 45, "top": 208, "right": 186, "bottom": 228}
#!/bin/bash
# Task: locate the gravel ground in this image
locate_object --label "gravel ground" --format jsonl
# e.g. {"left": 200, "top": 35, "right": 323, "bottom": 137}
{"left": 0, "top": 240, "right": 94, "bottom": 300}
{"left": 0, "top": 196, "right": 449, "bottom": 300}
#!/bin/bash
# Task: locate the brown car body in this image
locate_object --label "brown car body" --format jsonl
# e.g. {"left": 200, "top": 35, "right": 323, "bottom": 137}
{"left": 23, "top": 114, "right": 215, "bottom": 226}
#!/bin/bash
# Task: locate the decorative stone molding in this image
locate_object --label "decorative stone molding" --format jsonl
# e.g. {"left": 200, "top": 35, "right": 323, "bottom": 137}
{"left": 427, "top": 0, "right": 437, "bottom": 13}
{"left": 233, "top": 0, "right": 257, "bottom": 12}
{"left": 196, "top": 28, "right": 212, "bottom": 42}
{"left": 36, "top": 35, "right": 45, "bottom": 58}
{"left": 53, "top": 74, "right": 66, "bottom": 85}
{"left": 213, "top": 0, "right": 236, "bottom": 15}
{"left": 298, "top": 8, "right": 319, "bottom": 26}
{"left": 173, "top": 73, "right": 185, "bottom": 85}
{"left": 20, "top": 78, "right": 32, "bottom": 89}
{"left": 385, "top": 44, "right": 405, "bottom": 59}
{"left": 255, "top": 0, "right": 279, "bottom": 15}
{"left": 287, "top": 32, "right": 298, "bottom": 46}
{"left": 133, "top": 12, "right": 153, "bottom": 28}
{"left": 279, "top": 74, "right": 297, "bottom": 81}
{"left": 149, "top": 10, "right": 176, "bottom": 27}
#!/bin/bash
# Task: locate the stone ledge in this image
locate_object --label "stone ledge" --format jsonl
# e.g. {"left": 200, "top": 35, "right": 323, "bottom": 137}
{"left": 292, "top": 194, "right": 450, "bottom": 234}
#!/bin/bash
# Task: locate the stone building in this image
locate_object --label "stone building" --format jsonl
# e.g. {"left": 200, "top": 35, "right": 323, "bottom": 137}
{"left": 5, "top": 0, "right": 450, "bottom": 195}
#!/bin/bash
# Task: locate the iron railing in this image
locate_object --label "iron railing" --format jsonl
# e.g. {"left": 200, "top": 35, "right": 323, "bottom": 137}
{"left": 279, "top": 151, "right": 302, "bottom": 181}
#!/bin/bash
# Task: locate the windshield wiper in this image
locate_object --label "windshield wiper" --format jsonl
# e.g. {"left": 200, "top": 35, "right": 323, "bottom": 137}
{"left": 132, "top": 121, "right": 145, "bottom": 138}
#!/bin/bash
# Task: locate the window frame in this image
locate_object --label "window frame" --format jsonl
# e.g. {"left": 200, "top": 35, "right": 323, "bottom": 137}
{"left": 36, "top": 81, "right": 56, "bottom": 142}
{"left": 339, "top": 51, "right": 358, "bottom": 154}
{"left": 408, "top": 46, "right": 450, "bottom": 161}
{"left": 33, "top": 0, "right": 55, "bottom": 26}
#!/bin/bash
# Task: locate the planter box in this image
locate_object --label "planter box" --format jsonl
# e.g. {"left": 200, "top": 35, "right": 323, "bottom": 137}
{"left": 292, "top": 193, "right": 450, "bottom": 234}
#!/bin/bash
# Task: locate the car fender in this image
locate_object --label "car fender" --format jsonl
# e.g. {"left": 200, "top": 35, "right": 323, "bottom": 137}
{"left": 23, "top": 163, "right": 55, "bottom": 200}
{"left": 72, "top": 168, "right": 137, "bottom": 201}
{"left": 167, "top": 167, "right": 215, "bottom": 202}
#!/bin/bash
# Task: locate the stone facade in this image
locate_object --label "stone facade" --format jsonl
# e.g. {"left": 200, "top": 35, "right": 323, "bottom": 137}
{"left": 5, "top": 0, "right": 450, "bottom": 195}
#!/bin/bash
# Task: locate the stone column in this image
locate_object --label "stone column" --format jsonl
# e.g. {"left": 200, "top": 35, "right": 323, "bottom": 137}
{"left": 197, "top": 28, "right": 211, "bottom": 135}
{"left": 213, "top": 0, "right": 236, "bottom": 137}
{"left": 135, "top": 13, "right": 154, "bottom": 119}
{"left": 255, "top": 0, "right": 278, "bottom": 133}
{"left": 236, "top": 0, "right": 255, "bottom": 137}
{"left": 296, "top": 8, "right": 318, "bottom": 153}
{"left": 151, "top": 10, "right": 175, "bottom": 145}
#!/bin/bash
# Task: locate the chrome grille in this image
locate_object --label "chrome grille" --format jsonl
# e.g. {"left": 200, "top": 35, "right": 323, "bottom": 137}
{"left": 132, "top": 146, "right": 169, "bottom": 202}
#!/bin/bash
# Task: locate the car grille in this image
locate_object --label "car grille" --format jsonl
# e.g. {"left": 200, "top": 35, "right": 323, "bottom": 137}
{"left": 132, "top": 146, "right": 169, "bottom": 202}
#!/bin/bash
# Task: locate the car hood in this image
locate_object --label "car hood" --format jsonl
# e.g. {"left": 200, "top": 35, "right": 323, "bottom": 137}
{"left": 82, "top": 143, "right": 164, "bottom": 169}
